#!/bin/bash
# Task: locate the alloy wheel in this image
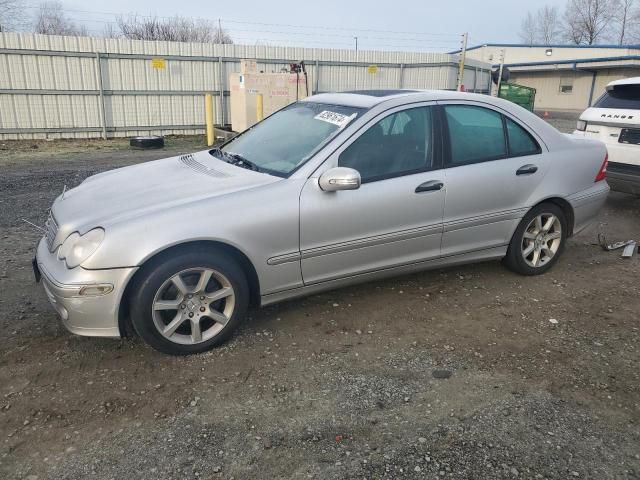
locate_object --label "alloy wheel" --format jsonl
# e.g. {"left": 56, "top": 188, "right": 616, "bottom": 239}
{"left": 152, "top": 268, "right": 235, "bottom": 345}
{"left": 521, "top": 213, "right": 562, "bottom": 268}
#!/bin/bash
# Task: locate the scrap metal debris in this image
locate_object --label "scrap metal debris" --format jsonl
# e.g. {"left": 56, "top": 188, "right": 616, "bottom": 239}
{"left": 598, "top": 234, "right": 634, "bottom": 251}
{"left": 622, "top": 241, "right": 637, "bottom": 258}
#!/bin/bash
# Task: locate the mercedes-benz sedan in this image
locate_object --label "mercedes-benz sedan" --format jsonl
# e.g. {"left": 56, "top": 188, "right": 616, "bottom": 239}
{"left": 34, "top": 90, "right": 609, "bottom": 355}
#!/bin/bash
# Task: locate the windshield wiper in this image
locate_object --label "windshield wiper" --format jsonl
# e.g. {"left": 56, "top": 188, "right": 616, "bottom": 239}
{"left": 225, "top": 152, "right": 262, "bottom": 172}
{"left": 209, "top": 148, "right": 262, "bottom": 173}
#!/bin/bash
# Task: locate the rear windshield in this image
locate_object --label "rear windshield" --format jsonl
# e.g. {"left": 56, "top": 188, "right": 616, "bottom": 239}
{"left": 593, "top": 85, "right": 640, "bottom": 110}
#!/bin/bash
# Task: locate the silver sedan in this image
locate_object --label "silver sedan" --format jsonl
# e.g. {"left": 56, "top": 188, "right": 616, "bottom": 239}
{"left": 34, "top": 90, "right": 609, "bottom": 355}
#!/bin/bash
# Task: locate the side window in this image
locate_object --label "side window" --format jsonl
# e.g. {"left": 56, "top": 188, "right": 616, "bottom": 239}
{"left": 506, "top": 118, "right": 541, "bottom": 157}
{"left": 444, "top": 105, "right": 507, "bottom": 165}
{"left": 339, "top": 106, "right": 433, "bottom": 183}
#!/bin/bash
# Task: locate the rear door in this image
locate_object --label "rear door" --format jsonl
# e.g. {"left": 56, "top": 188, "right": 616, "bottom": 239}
{"left": 439, "top": 102, "right": 549, "bottom": 256}
{"left": 299, "top": 103, "right": 446, "bottom": 285}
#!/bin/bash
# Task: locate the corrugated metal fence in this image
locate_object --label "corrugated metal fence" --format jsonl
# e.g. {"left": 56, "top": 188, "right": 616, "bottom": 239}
{"left": 0, "top": 32, "right": 492, "bottom": 140}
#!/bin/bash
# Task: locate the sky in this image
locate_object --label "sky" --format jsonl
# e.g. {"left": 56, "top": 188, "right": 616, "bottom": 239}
{"left": 25, "top": 0, "right": 568, "bottom": 52}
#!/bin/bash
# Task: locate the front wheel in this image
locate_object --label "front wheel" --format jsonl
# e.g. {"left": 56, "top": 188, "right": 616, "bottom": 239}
{"left": 130, "top": 248, "right": 249, "bottom": 355}
{"left": 504, "top": 203, "right": 567, "bottom": 276}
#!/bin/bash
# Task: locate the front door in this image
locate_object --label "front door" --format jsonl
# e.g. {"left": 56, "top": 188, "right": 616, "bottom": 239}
{"left": 299, "top": 104, "right": 446, "bottom": 285}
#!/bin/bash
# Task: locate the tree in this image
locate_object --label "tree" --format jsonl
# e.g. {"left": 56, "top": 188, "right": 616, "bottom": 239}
{"left": 116, "top": 15, "right": 233, "bottom": 43}
{"left": 537, "top": 5, "right": 562, "bottom": 44}
{"left": 518, "top": 5, "right": 562, "bottom": 45}
{"left": 615, "top": 0, "right": 638, "bottom": 44}
{"left": 563, "top": 0, "right": 617, "bottom": 44}
{"left": 519, "top": 12, "right": 537, "bottom": 44}
{"left": 34, "top": 1, "right": 87, "bottom": 36}
{"left": 0, "top": 0, "right": 27, "bottom": 32}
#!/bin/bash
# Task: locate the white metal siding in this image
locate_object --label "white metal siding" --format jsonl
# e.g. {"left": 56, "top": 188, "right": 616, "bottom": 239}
{"left": 0, "top": 32, "right": 491, "bottom": 140}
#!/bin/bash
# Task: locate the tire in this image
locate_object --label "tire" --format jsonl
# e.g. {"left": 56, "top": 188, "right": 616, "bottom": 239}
{"left": 129, "top": 136, "right": 164, "bottom": 149}
{"left": 130, "top": 247, "right": 249, "bottom": 355}
{"left": 504, "top": 203, "right": 568, "bottom": 276}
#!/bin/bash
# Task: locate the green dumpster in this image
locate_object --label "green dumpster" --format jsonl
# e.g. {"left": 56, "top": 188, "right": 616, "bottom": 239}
{"left": 498, "top": 82, "right": 536, "bottom": 112}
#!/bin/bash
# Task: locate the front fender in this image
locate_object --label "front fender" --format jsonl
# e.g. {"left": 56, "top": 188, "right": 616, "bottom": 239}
{"left": 82, "top": 179, "right": 307, "bottom": 295}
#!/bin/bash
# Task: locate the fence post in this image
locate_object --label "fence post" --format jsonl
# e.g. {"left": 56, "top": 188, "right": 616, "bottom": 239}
{"left": 218, "top": 56, "right": 225, "bottom": 126}
{"left": 256, "top": 94, "right": 264, "bottom": 122}
{"left": 94, "top": 52, "right": 107, "bottom": 140}
{"left": 315, "top": 59, "right": 320, "bottom": 94}
{"left": 473, "top": 67, "right": 478, "bottom": 93}
{"left": 398, "top": 63, "right": 404, "bottom": 88}
{"left": 205, "top": 93, "right": 215, "bottom": 146}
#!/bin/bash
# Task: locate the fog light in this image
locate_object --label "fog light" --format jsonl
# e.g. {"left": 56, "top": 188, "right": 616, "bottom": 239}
{"left": 79, "top": 284, "right": 113, "bottom": 296}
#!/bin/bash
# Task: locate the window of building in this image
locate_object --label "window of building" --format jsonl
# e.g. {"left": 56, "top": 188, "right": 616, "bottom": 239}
{"left": 559, "top": 76, "right": 574, "bottom": 94}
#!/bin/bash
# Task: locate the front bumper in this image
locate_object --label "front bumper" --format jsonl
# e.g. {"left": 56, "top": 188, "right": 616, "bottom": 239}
{"left": 35, "top": 237, "right": 137, "bottom": 337}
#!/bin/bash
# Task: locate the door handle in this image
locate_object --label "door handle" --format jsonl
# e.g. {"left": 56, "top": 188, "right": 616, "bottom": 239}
{"left": 415, "top": 180, "right": 444, "bottom": 193}
{"left": 516, "top": 164, "right": 538, "bottom": 176}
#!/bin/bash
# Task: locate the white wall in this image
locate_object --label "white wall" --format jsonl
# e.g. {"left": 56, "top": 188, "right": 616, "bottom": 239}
{"left": 0, "top": 32, "right": 491, "bottom": 140}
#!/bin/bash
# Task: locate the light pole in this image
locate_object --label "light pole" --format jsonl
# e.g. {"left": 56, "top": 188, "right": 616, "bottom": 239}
{"left": 354, "top": 36, "right": 358, "bottom": 52}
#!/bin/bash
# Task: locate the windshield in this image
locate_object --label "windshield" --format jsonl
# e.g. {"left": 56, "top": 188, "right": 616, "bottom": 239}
{"left": 594, "top": 85, "right": 640, "bottom": 110}
{"left": 216, "top": 102, "right": 364, "bottom": 176}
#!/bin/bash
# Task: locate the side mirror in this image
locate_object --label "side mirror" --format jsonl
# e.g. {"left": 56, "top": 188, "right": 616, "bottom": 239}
{"left": 318, "top": 167, "right": 361, "bottom": 192}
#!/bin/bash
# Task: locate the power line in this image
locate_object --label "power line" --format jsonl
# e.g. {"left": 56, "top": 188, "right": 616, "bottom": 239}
{"left": 18, "top": 4, "right": 464, "bottom": 52}
{"left": 21, "top": 4, "right": 462, "bottom": 38}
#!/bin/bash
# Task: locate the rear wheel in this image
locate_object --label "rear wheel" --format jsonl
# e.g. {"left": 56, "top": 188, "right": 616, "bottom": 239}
{"left": 504, "top": 203, "right": 567, "bottom": 275}
{"left": 130, "top": 248, "right": 248, "bottom": 355}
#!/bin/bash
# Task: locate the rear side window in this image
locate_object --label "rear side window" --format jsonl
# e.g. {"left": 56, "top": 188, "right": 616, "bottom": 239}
{"left": 594, "top": 85, "right": 640, "bottom": 110}
{"left": 444, "top": 105, "right": 507, "bottom": 165}
{"left": 506, "top": 118, "right": 541, "bottom": 157}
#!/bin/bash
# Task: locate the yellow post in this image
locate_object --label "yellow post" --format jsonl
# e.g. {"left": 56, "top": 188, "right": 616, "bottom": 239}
{"left": 205, "top": 93, "right": 215, "bottom": 146}
{"left": 256, "top": 94, "right": 264, "bottom": 122}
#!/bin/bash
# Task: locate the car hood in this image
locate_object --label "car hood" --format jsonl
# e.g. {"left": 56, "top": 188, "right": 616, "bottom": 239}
{"left": 51, "top": 150, "right": 280, "bottom": 233}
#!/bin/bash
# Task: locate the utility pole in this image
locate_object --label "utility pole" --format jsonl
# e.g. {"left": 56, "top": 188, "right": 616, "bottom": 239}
{"left": 354, "top": 36, "right": 358, "bottom": 52}
{"left": 495, "top": 48, "right": 506, "bottom": 97}
{"left": 456, "top": 32, "right": 468, "bottom": 91}
{"left": 218, "top": 18, "right": 223, "bottom": 40}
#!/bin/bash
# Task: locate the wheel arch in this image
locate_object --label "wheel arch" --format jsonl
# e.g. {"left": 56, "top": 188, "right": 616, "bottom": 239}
{"left": 118, "top": 240, "right": 261, "bottom": 337}
{"left": 532, "top": 196, "right": 575, "bottom": 236}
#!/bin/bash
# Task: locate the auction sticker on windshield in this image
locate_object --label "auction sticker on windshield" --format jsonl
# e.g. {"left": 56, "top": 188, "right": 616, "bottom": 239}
{"left": 314, "top": 111, "right": 356, "bottom": 128}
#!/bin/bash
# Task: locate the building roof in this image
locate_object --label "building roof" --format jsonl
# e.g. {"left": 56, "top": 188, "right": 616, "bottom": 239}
{"left": 449, "top": 43, "right": 640, "bottom": 54}
{"left": 503, "top": 55, "right": 640, "bottom": 71}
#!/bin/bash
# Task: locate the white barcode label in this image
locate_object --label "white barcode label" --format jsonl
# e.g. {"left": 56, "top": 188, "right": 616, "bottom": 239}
{"left": 314, "top": 111, "right": 356, "bottom": 128}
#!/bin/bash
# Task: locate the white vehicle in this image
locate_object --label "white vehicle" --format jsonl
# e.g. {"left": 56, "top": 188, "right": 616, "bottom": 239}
{"left": 574, "top": 77, "right": 640, "bottom": 195}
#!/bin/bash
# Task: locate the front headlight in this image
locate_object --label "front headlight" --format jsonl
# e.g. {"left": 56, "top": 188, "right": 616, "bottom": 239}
{"left": 58, "top": 228, "right": 105, "bottom": 268}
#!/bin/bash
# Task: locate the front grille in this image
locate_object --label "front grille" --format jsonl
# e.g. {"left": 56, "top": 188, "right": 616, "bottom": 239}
{"left": 619, "top": 128, "right": 640, "bottom": 146}
{"left": 45, "top": 211, "right": 58, "bottom": 250}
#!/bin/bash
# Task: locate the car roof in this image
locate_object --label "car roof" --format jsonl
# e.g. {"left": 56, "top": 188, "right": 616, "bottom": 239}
{"left": 301, "top": 89, "right": 567, "bottom": 152}
{"left": 304, "top": 89, "right": 504, "bottom": 109}
{"left": 607, "top": 77, "right": 640, "bottom": 88}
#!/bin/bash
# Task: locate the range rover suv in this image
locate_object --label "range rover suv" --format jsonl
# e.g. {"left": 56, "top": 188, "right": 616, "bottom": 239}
{"left": 574, "top": 77, "right": 640, "bottom": 195}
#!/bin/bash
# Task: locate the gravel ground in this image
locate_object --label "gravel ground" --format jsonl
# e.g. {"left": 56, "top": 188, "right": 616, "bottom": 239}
{"left": 0, "top": 125, "right": 639, "bottom": 480}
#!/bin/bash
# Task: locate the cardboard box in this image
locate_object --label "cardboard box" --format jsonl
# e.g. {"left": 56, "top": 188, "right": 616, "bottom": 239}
{"left": 240, "top": 59, "right": 258, "bottom": 74}
{"left": 230, "top": 70, "right": 312, "bottom": 132}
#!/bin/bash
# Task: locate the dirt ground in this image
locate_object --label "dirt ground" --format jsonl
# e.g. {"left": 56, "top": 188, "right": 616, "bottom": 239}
{"left": 0, "top": 128, "right": 639, "bottom": 480}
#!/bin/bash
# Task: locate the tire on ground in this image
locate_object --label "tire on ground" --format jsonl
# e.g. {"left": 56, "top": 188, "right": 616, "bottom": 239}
{"left": 503, "top": 202, "right": 568, "bottom": 276}
{"left": 129, "top": 136, "right": 165, "bottom": 149}
{"left": 129, "top": 247, "right": 249, "bottom": 355}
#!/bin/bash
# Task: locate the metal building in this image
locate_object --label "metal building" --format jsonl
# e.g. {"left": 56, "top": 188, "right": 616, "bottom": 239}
{"left": 461, "top": 43, "right": 640, "bottom": 114}
{"left": 0, "top": 32, "right": 491, "bottom": 140}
